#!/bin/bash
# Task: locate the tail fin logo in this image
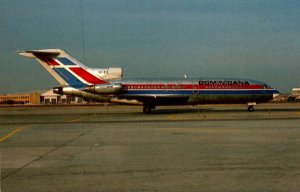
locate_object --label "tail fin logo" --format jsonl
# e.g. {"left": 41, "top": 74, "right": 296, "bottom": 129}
{"left": 18, "top": 49, "right": 108, "bottom": 86}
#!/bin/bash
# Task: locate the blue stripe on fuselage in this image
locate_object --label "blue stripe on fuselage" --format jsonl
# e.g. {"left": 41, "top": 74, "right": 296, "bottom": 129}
{"left": 52, "top": 68, "right": 85, "bottom": 87}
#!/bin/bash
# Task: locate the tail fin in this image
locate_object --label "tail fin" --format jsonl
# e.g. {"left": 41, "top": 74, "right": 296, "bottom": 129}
{"left": 18, "top": 49, "right": 108, "bottom": 87}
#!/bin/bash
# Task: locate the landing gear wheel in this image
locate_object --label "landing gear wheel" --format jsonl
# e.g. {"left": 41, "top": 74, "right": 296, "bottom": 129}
{"left": 248, "top": 105, "right": 255, "bottom": 112}
{"left": 143, "top": 104, "right": 155, "bottom": 114}
{"left": 143, "top": 106, "right": 151, "bottom": 114}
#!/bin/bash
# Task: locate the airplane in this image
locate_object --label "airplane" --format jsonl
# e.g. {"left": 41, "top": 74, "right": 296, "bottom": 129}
{"left": 18, "top": 49, "right": 279, "bottom": 114}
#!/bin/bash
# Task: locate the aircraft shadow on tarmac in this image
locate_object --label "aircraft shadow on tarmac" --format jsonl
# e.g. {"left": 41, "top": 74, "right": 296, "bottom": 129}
{"left": 142, "top": 107, "right": 300, "bottom": 114}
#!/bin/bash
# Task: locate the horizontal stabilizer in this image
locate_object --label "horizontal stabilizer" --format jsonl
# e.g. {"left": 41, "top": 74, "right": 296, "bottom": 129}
{"left": 17, "top": 49, "right": 62, "bottom": 58}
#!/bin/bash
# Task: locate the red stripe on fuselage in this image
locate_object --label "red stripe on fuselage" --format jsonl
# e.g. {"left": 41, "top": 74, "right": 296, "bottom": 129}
{"left": 123, "top": 83, "right": 264, "bottom": 90}
{"left": 69, "top": 67, "right": 108, "bottom": 84}
{"left": 197, "top": 85, "right": 264, "bottom": 89}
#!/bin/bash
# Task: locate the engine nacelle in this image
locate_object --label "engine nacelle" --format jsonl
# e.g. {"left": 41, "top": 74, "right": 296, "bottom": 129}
{"left": 84, "top": 83, "right": 126, "bottom": 94}
{"left": 88, "top": 68, "right": 123, "bottom": 80}
{"left": 53, "top": 86, "right": 110, "bottom": 102}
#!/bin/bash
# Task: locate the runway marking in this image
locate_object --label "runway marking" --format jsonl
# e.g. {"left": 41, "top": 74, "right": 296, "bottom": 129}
{"left": 167, "top": 115, "right": 178, "bottom": 120}
{"left": 1, "top": 124, "right": 95, "bottom": 180}
{"left": 67, "top": 114, "right": 96, "bottom": 123}
{"left": 0, "top": 125, "right": 30, "bottom": 142}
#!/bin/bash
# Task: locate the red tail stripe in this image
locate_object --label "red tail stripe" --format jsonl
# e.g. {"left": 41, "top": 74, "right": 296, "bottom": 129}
{"left": 69, "top": 67, "right": 108, "bottom": 84}
{"left": 40, "top": 57, "right": 60, "bottom": 66}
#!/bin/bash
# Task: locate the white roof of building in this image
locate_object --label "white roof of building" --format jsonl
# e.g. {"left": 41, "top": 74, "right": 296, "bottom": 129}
{"left": 41, "top": 90, "right": 60, "bottom": 97}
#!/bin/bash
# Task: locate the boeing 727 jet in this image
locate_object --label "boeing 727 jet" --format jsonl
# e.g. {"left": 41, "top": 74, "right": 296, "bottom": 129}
{"left": 19, "top": 49, "right": 279, "bottom": 113}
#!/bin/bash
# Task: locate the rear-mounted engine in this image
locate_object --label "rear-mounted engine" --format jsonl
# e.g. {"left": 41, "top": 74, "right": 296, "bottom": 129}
{"left": 84, "top": 83, "right": 126, "bottom": 94}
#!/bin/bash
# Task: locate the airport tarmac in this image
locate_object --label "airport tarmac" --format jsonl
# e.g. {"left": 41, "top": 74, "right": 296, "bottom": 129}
{"left": 1, "top": 103, "right": 300, "bottom": 192}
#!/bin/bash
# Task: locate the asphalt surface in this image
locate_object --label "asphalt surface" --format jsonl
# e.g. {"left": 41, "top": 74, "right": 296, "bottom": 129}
{"left": 1, "top": 103, "right": 300, "bottom": 192}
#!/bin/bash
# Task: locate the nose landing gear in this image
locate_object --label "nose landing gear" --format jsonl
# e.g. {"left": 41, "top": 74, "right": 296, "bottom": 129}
{"left": 247, "top": 102, "right": 256, "bottom": 112}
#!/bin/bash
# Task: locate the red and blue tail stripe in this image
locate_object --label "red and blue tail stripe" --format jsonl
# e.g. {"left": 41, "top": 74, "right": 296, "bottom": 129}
{"left": 57, "top": 58, "right": 77, "bottom": 65}
{"left": 69, "top": 68, "right": 106, "bottom": 84}
{"left": 40, "top": 57, "right": 60, "bottom": 66}
{"left": 39, "top": 57, "right": 108, "bottom": 86}
{"left": 52, "top": 68, "right": 84, "bottom": 87}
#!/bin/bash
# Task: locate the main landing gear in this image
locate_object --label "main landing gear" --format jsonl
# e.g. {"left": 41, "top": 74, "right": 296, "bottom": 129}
{"left": 143, "top": 104, "right": 155, "bottom": 114}
{"left": 247, "top": 102, "right": 256, "bottom": 112}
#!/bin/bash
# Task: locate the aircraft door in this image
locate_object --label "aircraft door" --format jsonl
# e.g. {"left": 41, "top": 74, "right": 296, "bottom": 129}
{"left": 175, "top": 82, "right": 181, "bottom": 92}
{"left": 193, "top": 81, "right": 199, "bottom": 94}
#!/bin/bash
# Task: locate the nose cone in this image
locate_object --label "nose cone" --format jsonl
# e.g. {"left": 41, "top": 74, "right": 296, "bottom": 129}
{"left": 272, "top": 88, "right": 280, "bottom": 99}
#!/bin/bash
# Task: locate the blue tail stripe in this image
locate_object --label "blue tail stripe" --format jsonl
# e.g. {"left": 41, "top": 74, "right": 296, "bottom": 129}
{"left": 53, "top": 68, "right": 86, "bottom": 86}
{"left": 57, "top": 58, "right": 76, "bottom": 65}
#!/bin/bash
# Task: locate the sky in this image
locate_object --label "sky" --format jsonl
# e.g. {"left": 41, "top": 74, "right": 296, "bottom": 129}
{"left": 1, "top": 0, "right": 300, "bottom": 93}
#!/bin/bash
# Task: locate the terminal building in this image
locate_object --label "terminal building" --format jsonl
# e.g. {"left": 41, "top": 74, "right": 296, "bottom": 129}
{"left": 40, "top": 90, "right": 86, "bottom": 104}
{"left": 0, "top": 92, "right": 41, "bottom": 105}
{"left": 288, "top": 88, "right": 300, "bottom": 102}
{"left": 0, "top": 90, "right": 87, "bottom": 105}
